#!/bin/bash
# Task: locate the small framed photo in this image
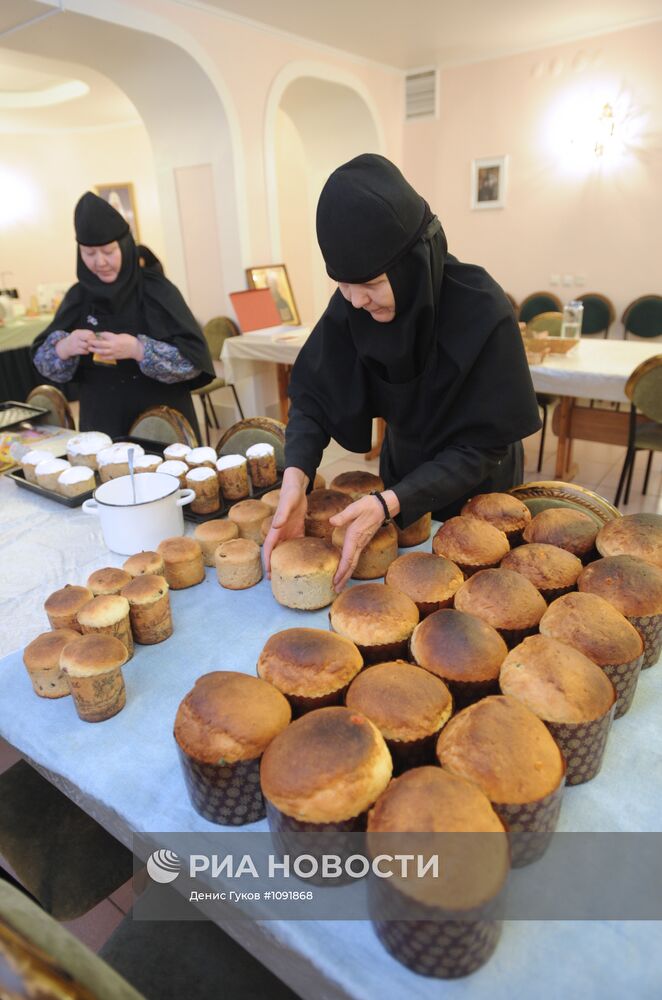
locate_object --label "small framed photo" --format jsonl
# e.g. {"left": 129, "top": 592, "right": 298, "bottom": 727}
{"left": 94, "top": 182, "right": 140, "bottom": 240}
{"left": 245, "top": 264, "right": 300, "bottom": 325}
{"left": 471, "top": 156, "right": 508, "bottom": 210}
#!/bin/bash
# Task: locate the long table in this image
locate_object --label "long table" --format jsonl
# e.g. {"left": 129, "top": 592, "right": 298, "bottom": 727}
{"left": 0, "top": 475, "right": 661, "bottom": 998}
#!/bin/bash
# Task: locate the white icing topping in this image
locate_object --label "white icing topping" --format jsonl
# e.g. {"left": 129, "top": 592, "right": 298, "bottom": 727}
{"left": 133, "top": 454, "right": 162, "bottom": 470}
{"left": 66, "top": 432, "right": 112, "bottom": 456}
{"left": 36, "top": 458, "right": 70, "bottom": 475}
{"left": 159, "top": 460, "right": 188, "bottom": 476}
{"left": 187, "top": 447, "right": 217, "bottom": 464}
{"left": 246, "top": 443, "right": 275, "bottom": 459}
{"left": 97, "top": 443, "right": 145, "bottom": 466}
{"left": 22, "top": 449, "right": 52, "bottom": 466}
{"left": 58, "top": 467, "right": 95, "bottom": 485}
{"left": 217, "top": 454, "right": 246, "bottom": 471}
{"left": 187, "top": 466, "right": 217, "bottom": 481}
{"left": 163, "top": 443, "right": 191, "bottom": 459}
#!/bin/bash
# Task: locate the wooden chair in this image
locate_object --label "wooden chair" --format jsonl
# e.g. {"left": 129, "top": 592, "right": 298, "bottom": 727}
{"left": 622, "top": 295, "right": 662, "bottom": 340}
{"left": 525, "top": 313, "right": 563, "bottom": 471}
{"left": 216, "top": 416, "right": 286, "bottom": 468}
{"left": 577, "top": 292, "right": 615, "bottom": 338}
{"left": 192, "top": 317, "right": 244, "bottom": 444}
{"left": 25, "top": 385, "right": 75, "bottom": 429}
{"left": 614, "top": 354, "right": 662, "bottom": 506}
{"left": 518, "top": 291, "right": 563, "bottom": 324}
{"left": 129, "top": 406, "right": 198, "bottom": 447}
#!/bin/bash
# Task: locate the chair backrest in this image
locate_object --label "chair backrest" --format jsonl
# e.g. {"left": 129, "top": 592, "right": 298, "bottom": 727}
{"left": 202, "top": 316, "right": 240, "bottom": 359}
{"left": 129, "top": 406, "right": 198, "bottom": 446}
{"left": 625, "top": 355, "right": 662, "bottom": 422}
{"left": 216, "top": 417, "right": 286, "bottom": 467}
{"left": 577, "top": 292, "right": 615, "bottom": 336}
{"left": 518, "top": 291, "right": 563, "bottom": 324}
{"left": 525, "top": 312, "right": 564, "bottom": 338}
{"left": 25, "top": 385, "right": 75, "bottom": 429}
{"left": 622, "top": 295, "right": 662, "bottom": 339}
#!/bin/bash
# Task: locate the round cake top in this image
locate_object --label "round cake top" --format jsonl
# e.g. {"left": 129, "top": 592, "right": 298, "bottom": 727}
{"left": 120, "top": 574, "right": 169, "bottom": 606}
{"left": 500, "top": 543, "right": 583, "bottom": 590}
{"left": 186, "top": 466, "right": 217, "bottom": 482}
{"left": 260, "top": 706, "right": 392, "bottom": 823}
{"left": 216, "top": 538, "right": 260, "bottom": 564}
{"left": 305, "top": 489, "right": 350, "bottom": 521}
{"left": 87, "top": 567, "right": 132, "bottom": 595}
{"left": 194, "top": 519, "right": 239, "bottom": 544}
{"left": 500, "top": 634, "right": 616, "bottom": 723}
{"left": 158, "top": 536, "right": 203, "bottom": 564}
{"left": 77, "top": 594, "right": 130, "bottom": 629}
{"left": 329, "top": 470, "right": 385, "bottom": 498}
{"left": 461, "top": 493, "right": 532, "bottom": 533}
{"left": 58, "top": 466, "right": 95, "bottom": 485}
{"left": 216, "top": 454, "right": 246, "bottom": 471}
{"left": 163, "top": 442, "right": 191, "bottom": 460}
{"left": 523, "top": 507, "right": 598, "bottom": 557}
{"left": 44, "top": 585, "right": 93, "bottom": 616}
{"left": 186, "top": 446, "right": 217, "bottom": 465}
{"left": 270, "top": 537, "right": 340, "bottom": 576}
{"left": 330, "top": 583, "right": 419, "bottom": 646}
{"left": 346, "top": 661, "right": 452, "bottom": 741}
{"left": 261, "top": 489, "right": 281, "bottom": 511}
{"left": 385, "top": 552, "right": 464, "bottom": 604}
{"left": 246, "top": 442, "right": 274, "bottom": 458}
{"left": 174, "top": 671, "right": 291, "bottom": 764}
{"left": 22, "top": 449, "right": 52, "bottom": 466}
{"left": 410, "top": 608, "right": 507, "bottom": 683}
{"left": 133, "top": 454, "right": 162, "bottom": 470}
{"left": 158, "top": 460, "right": 188, "bottom": 477}
{"left": 66, "top": 432, "right": 112, "bottom": 456}
{"left": 23, "top": 628, "right": 81, "bottom": 670}
{"left": 257, "top": 628, "right": 363, "bottom": 697}
{"left": 60, "top": 634, "right": 129, "bottom": 677}
{"left": 578, "top": 554, "right": 662, "bottom": 617}
{"left": 436, "top": 695, "right": 565, "bottom": 804}
{"left": 228, "top": 499, "right": 271, "bottom": 523}
{"left": 97, "top": 443, "right": 144, "bottom": 466}
{"left": 596, "top": 513, "right": 662, "bottom": 569}
{"left": 539, "top": 592, "right": 644, "bottom": 665}
{"left": 432, "top": 515, "right": 510, "bottom": 566}
{"left": 123, "top": 551, "right": 164, "bottom": 576}
{"left": 331, "top": 522, "right": 397, "bottom": 556}
{"left": 454, "top": 568, "right": 547, "bottom": 630}
{"left": 36, "top": 458, "right": 70, "bottom": 475}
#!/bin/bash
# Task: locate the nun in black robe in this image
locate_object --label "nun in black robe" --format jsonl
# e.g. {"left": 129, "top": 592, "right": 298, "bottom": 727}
{"left": 266, "top": 155, "right": 541, "bottom": 587}
{"left": 31, "top": 192, "right": 214, "bottom": 438}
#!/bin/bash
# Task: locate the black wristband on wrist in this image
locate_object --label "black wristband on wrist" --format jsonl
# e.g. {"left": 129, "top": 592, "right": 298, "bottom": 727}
{"left": 371, "top": 490, "right": 392, "bottom": 524}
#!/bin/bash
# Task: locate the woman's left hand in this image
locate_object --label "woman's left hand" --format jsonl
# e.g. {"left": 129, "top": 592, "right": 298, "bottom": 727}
{"left": 329, "top": 490, "right": 399, "bottom": 590}
{"left": 92, "top": 331, "right": 144, "bottom": 362}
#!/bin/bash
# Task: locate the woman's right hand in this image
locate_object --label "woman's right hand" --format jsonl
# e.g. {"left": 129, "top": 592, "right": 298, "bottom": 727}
{"left": 262, "top": 467, "right": 309, "bottom": 577}
{"left": 55, "top": 329, "right": 97, "bottom": 360}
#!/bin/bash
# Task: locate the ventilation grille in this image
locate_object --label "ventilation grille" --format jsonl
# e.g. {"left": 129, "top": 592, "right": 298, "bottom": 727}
{"left": 405, "top": 68, "right": 437, "bottom": 120}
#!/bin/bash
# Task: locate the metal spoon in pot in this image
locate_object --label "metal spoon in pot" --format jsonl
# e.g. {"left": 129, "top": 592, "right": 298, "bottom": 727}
{"left": 127, "top": 446, "right": 137, "bottom": 504}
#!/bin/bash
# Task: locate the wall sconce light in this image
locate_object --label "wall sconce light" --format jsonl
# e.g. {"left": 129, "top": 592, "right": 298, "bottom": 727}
{"left": 594, "top": 102, "right": 615, "bottom": 157}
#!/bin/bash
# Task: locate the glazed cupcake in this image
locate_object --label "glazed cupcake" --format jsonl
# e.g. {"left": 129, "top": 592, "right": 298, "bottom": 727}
{"left": 385, "top": 552, "right": 464, "bottom": 617}
{"left": 578, "top": 555, "right": 662, "bottom": 669}
{"left": 87, "top": 567, "right": 132, "bottom": 597}
{"left": 329, "top": 470, "right": 385, "bottom": 501}
{"left": 60, "top": 634, "right": 128, "bottom": 722}
{"left": 133, "top": 454, "right": 163, "bottom": 474}
{"left": 193, "top": 519, "right": 239, "bottom": 566}
{"left": 260, "top": 706, "right": 392, "bottom": 832}
{"left": 77, "top": 595, "right": 134, "bottom": 659}
{"left": 158, "top": 460, "right": 188, "bottom": 487}
{"left": 22, "top": 628, "right": 79, "bottom": 698}
{"left": 596, "top": 513, "right": 662, "bottom": 569}
{"left": 163, "top": 442, "right": 191, "bottom": 462}
{"left": 123, "top": 551, "right": 165, "bottom": 578}
{"left": 410, "top": 608, "right": 507, "bottom": 708}
{"left": 270, "top": 537, "right": 340, "bottom": 610}
{"left": 523, "top": 508, "right": 598, "bottom": 563}
{"left": 186, "top": 467, "right": 221, "bottom": 514}
{"left": 396, "top": 512, "right": 432, "bottom": 548}
{"left": 228, "top": 499, "right": 271, "bottom": 544}
{"left": 346, "top": 661, "right": 452, "bottom": 773}
{"left": 174, "top": 671, "right": 291, "bottom": 825}
{"left": 97, "top": 443, "right": 144, "bottom": 483}
{"left": 44, "top": 585, "right": 93, "bottom": 633}
{"left": 21, "top": 449, "right": 54, "bottom": 483}
{"left": 432, "top": 515, "right": 509, "bottom": 576}
{"left": 501, "top": 543, "right": 583, "bottom": 602}
{"left": 331, "top": 523, "right": 398, "bottom": 579}
{"left": 215, "top": 539, "right": 262, "bottom": 590}
{"left": 246, "top": 443, "right": 278, "bottom": 488}
{"left": 436, "top": 695, "right": 566, "bottom": 866}
{"left": 461, "top": 493, "right": 532, "bottom": 546}
{"left": 500, "top": 635, "right": 617, "bottom": 784}
{"left": 367, "top": 768, "right": 509, "bottom": 978}
{"left": 329, "top": 583, "right": 419, "bottom": 664}
{"left": 257, "top": 628, "right": 363, "bottom": 715}
{"left": 216, "top": 455, "right": 250, "bottom": 500}
{"left": 539, "top": 592, "right": 644, "bottom": 717}
{"left": 120, "top": 574, "right": 173, "bottom": 644}
{"left": 304, "top": 489, "right": 350, "bottom": 540}
{"left": 66, "top": 431, "right": 112, "bottom": 469}
{"left": 157, "top": 537, "right": 205, "bottom": 590}
{"left": 57, "top": 466, "right": 95, "bottom": 498}
{"left": 454, "top": 569, "right": 547, "bottom": 649}
{"left": 36, "top": 458, "right": 71, "bottom": 492}
{"left": 185, "top": 446, "right": 217, "bottom": 470}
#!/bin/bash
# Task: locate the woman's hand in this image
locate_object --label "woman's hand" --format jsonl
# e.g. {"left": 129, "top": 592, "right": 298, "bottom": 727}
{"left": 262, "top": 467, "right": 309, "bottom": 577}
{"left": 91, "top": 332, "right": 144, "bottom": 362}
{"left": 329, "top": 489, "right": 400, "bottom": 591}
{"left": 55, "top": 328, "right": 97, "bottom": 360}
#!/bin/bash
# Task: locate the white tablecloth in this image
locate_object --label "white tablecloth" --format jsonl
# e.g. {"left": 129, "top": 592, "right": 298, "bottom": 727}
{"left": 528, "top": 339, "right": 661, "bottom": 403}
{"left": 0, "top": 478, "right": 661, "bottom": 999}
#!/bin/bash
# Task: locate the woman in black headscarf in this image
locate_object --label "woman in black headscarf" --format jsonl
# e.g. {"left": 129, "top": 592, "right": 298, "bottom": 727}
{"left": 264, "top": 154, "right": 541, "bottom": 589}
{"left": 31, "top": 192, "right": 214, "bottom": 438}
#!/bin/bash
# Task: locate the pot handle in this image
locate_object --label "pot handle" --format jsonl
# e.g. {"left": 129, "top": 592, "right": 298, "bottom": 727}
{"left": 176, "top": 488, "right": 196, "bottom": 507}
{"left": 82, "top": 499, "right": 99, "bottom": 515}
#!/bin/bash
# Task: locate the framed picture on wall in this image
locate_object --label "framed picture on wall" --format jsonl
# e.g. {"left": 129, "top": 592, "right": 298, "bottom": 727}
{"left": 471, "top": 156, "right": 508, "bottom": 210}
{"left": 245, "top": 264, "right": 300, "bottom": 325}
{"left": 94, "top": 182, "right": 140, "bottom": 240}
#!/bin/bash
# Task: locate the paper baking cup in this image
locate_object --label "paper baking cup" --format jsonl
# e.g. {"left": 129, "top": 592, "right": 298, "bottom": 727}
{"left": 497, "top": 625, "right": 539, "bottom": 651}
{"left": 386, "top": 731, "right": 439, "bottom": 776}
{"left": 627, "top": 613, "right": 662, "bottom": 670}
{"left": 285, "top": 684, "right": 351, "bottom": 718}
{"left": 545, "top": 703, "right": 616, "bottom": 785}
{"left": 442, "top": 677, "right": 500, "bottom": 711}
{"left": 415, "top": 597, "right": 455, "bottom": 619}
{"left": 537, "top": 584, "right": 576, "bottom": 604}
{"left": 603, "top": 654, "right": 644, "bottom": 718}
{"left": 265, "top": 801, "right": 368, "bottom": 835}
{"left": 178, "top": 749, "right": 265, "bottom": 826}
{"left": 505, "top": 528, "right": 525, "bottom": 548}
{"left": 493, "top": 776, "right": 566, "bottom": 867}
{"left": 266, "top": 801, "right": 368, "bottom": 887}
{"left": 373, "top": 916, "right": 501, "bottom": 979}
{"left": 454, "top": 560, "right": 501, "bottom": 579}
{"left": 329, "top": 619, "right": 410, "bottom": 666}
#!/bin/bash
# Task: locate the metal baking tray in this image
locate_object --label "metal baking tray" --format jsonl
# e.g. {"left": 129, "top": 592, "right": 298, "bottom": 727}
{"left": 0, "top": 401, "right": 48, "bottom": 430}
{"left": 7, "top": 467, "right": 95, "bottom": 507}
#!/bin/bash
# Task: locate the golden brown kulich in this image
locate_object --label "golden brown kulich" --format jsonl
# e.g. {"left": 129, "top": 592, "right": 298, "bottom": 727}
{"left": 539, "top": 592, "right": 643, "bottom": 666}
{"left": 329, "top": 470, "right": 385, "bottom": 501}
{"left": 193, "top": 518, "right": 239, "bottom": 566}
{"left": 257, "top": 628, "right": 363, "bottom": 706}
{"left": 331, "top": 523, "right": 398, "bottom": 579}
{"left": 44, "top": 585, "right": 93, "bottom": 632}
{"left": 432, "top": 515, "right": 509, "bottom": 575}
{"left": 76, "top": 594, "right": 134, "bottom": 658}
{"left": 396, "top": 512, "right": 432, "bottom": 548}
{"left": 270, "top": 537, "right": 339, "bottom": 610}
{"left": 86, "top": 566, "right": 132, "bottom": 597}
{"left": 215, "top": 538, "right": 263, "bottom": 590}
{"left": 122, "top": 551, "right": 166, "bottom": 578}
{"left": 461, "top": 492, "right": 531, "bottom": 544}
{"left": 345, "top": 661, "right": 452, "bottom": 744}
{"left": 453, "top": 568, "right": 547, "bottom": 639}
{"left": 120, "top": 574, "right": 173, "bottom": 644}
{"left": 385, "top": 552, "right": 464, "bottom": 616}
{"left": 157, "top": 536, "right": 205, "bottom": 589}
{"left": 500, "top": 543, "right": 582, "bottom": 601}
{"left": 60, "top": 634, "right": 128, "bottom": 722}
{"left": 595, "top": 513, "right": 662, "bottom": 568}
{"left": 304, "top": 489, "right": 350, "bottom": 540}
{"left": 329, "top": 583, "right": 419, "bottom": 663}
{"left": 260, "top": 706, "right": 392, "bottom": 824}
{"left": 523, "top": 507, "right": 598, "bottom": 560}
{"left": 577, "top": 554, "right": 662, "bottom": 618}
{"left": 228, "top": 499, "right": 271, "bottom": 545}
{"left": 22, "top": 628, "right": 80, "bottom": 698}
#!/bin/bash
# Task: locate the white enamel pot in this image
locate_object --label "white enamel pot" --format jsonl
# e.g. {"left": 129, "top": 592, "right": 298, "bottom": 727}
{"left": 82, "top": 473, "right": 195, "bottom": 555}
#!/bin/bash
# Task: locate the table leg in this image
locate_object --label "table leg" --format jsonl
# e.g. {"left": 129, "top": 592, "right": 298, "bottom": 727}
{"left": 365, "top": 418, "right": 385, "bottom": 461}
{"left": 554, "top": 396, "right": 578, "bottom": 480}
{"left": 276, "top": 364, "right": 291, "bottom": 424}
